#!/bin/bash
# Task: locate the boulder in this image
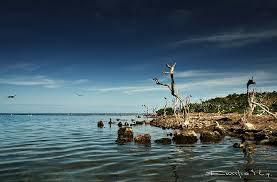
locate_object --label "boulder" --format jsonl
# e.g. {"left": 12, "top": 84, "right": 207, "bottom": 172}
{"left": 173, "top": 130, "right": 198, "bottom": 144}
{"left": 200, "top": 131, "right": 223, "bottom": 143}
{"left": 97, "top": 120, "right": 104, "bottom": 128}
{"left": 115, "top": 127, "right": 133, "bottom": 144}
{"left": 155, "top": 138, "right": 171, "bottom": 144}
{"left": 233, "top": 143, "right": 244, "bottom": 148}
{"left": 118, "top": 127, "right": 133, "bottom": 138}
{"left": 134, "top": 134, "right": 151, "bottom": 144}
{"left": 124, "top": 122, "right": 129, "bottom": 126}
{"left": 118, "top": 122, "right": 123, "bottom": 127}
{"left": 135, "top": 121, "right": 144, "bottom": 125}
{"left": 254, "top": 131, "right": 267, "bottom": 141}
{"left": 259, "top": 136, "right": 277, "bottom": 146}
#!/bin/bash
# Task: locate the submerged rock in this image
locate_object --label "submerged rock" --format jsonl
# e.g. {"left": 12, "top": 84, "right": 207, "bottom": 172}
{"left": 97, "top": 120, "right": 104, "bottom": 128}
{"left": 155, "top": 138, "right": 171, "bottom": 144}
{"left": 116, "top": 127, "right": 133, "bottom": 144}
{"left": 134, "top": 134, "right": 151, "bottom": 144}
{"left": 173, "top": 130, "right": 197, "bottom": 144}
{"left": 200, "top": 131, "right": 223, "bottom": 143}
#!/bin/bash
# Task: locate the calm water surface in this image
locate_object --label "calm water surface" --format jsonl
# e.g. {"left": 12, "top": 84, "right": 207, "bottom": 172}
{"left": 0, "top": 114, "right": 276, "bottom": 182}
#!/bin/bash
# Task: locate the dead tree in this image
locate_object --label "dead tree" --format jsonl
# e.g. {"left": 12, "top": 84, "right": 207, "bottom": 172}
{"left": 246, "top": 77, "right": 277, "bottom": 119}
{"left": 163, "top": 97, "right": 168, "bottom": 118}
{"left": 153, "top": 63, "right": 190, "bottom": 125}
{"left": 142, "top": 104, "right": 149, "bottom": 117}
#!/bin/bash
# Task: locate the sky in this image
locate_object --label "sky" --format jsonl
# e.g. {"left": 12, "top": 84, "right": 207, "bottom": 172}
{"left": 0, "top": 0, "right": 277, "bottom": 113}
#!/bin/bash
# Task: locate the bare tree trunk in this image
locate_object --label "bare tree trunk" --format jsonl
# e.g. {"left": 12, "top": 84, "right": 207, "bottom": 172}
{"left": 153, "top": 63, "right": 190, "bottom": 126}
{"left": 163, "top": 97, "right": 167, "bottom": 118}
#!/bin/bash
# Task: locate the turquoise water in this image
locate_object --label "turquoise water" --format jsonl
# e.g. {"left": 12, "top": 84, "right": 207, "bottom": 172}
{"left": 0, "top": 114, "right": 276, "bottom": 182}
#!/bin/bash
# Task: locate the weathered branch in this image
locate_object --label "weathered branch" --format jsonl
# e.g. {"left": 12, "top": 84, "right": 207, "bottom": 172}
{"left": 251, "top": 101, "right": 277, "bottom": 119}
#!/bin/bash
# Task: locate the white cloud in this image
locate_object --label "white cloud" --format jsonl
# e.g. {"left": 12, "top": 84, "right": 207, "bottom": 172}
{"left": 85, "top": 69, "right": 277, "bottom": 96}
{"left": 0, "top": 75, "right": 90, "bottom": 88}
{"left": 172, "top": 29, "right": 277, "bottom": 47}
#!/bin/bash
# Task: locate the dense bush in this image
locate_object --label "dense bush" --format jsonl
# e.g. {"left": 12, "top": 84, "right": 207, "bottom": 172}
{"left": 156, "top": 92, "right": 277, "bottom": 114}
{"left": 156, "top": 108, "right": 174, "bottom": 116}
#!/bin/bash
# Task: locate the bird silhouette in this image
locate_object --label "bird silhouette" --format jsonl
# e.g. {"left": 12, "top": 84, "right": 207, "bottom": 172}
{"left": 247, "top": 77, "right": 256, "bottom": 94}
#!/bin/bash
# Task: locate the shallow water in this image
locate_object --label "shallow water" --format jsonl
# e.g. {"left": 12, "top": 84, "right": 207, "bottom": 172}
{"left": 0, "top": 114, "right": 276, "bottom": 182}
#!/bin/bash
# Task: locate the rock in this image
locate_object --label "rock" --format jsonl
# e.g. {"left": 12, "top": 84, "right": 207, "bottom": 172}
{"left": 116, "top": 118, "right": 120, "bottom": 121}
{"left": 167, "top": 133, "right": 173, "bottom": 137}
{"left": 272, "top": 131, "right": 277, "bottom": 137}
{"left": 214, "top": 125, "right": 225, "bottom": 135}
{"left": 124, "top": 122, "right": 129, "bottom": 126}
{"left": 135, "top": 121, "right": 144, "bottom": 125}
{"left": 118, "top": 127, "right": 133, "bottom": 138}
{"left": 118, "top": 122, "right": 123, "bottom": 127}
{"left": 242, "top": 132, "right": 255, "bottom": 141}
{"left": 200, "top": 131, "right": 223, "bottom": 143}
{"left": 97, "top": 120, "right": 104, "bottom": 128}
{"left": 254, "top": 131, "right": 267, "bottom": 141}
{"left": 134, "top": 134, "right": 151, "bottom": 144}
{"left": 155, "top": 138, "right": 171, "bottom": 144}
{"left": 173, "top": 130, "right": 198, "bottom": 144}
{"left": 243, "top": 122, "right": 256, "bottom": 130}
{"left": 233, "top": 143, "right": 244, "bottom": 148}
{"left": 115, "top": 127, "right": 133, "bottom": 144}
{"left": 266, "top": 136, "right": 277, "bottom": 145}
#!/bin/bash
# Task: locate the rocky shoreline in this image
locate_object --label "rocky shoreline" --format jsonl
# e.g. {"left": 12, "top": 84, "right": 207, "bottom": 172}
{"left": 98, "top": 113, "right": 277, "bottom": 149}
{"left": 149, "top": 113, "right": 277, "bottom": 146}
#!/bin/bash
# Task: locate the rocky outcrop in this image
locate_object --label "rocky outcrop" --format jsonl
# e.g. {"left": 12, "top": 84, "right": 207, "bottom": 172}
{"left": 155, "top": 138, "right": 171, "bottom": 144}
{"left": 115, "top": 127, "right": 133, "bottom": 144}
{"left": 173, "top": 130, "right": 197, "bottom": 144}
{"left": 97, "top": 120, "right": 104, "bottom": 128}
{"left": 200, "top": 131, "right": 223, "bottom": 143}
{"left": 134, "top": 134, "right": 151, "bottom": 144}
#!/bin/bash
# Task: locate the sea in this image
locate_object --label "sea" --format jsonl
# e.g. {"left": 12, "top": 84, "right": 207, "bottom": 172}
{"left": 0, "top": 113, "right": 276, "bottom": 182}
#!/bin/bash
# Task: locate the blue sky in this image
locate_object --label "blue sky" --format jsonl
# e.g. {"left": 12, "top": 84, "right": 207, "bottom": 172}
{"left": 0, "top": 0, "right": 277, "bottom": 113}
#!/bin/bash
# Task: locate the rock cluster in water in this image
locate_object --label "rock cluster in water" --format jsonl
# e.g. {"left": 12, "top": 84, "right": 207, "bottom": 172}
{"left": 154, "top": 138, "right": 171, "bottom": 144}
{"left": 115, "top": 127, "right": 134, "bottom": 144}
{"left": 173, "top": 130, "right": 197, "bottom": 144}
{"left": 134, "top": 134, "right": 151, "bottom": 144}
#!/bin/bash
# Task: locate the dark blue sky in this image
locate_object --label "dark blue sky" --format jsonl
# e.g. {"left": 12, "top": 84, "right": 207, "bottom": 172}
{"left": 0, "top": 0, "right": 277, "bottom": 112}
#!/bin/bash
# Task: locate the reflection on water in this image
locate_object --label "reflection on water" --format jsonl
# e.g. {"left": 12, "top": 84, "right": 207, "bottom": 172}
{"left": 0, "top": 115, "right": 276, "bottom": 182}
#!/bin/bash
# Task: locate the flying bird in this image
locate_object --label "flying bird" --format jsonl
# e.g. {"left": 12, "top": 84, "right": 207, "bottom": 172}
{"left": 8, "top": 94, "right": 16, "bottom": 98}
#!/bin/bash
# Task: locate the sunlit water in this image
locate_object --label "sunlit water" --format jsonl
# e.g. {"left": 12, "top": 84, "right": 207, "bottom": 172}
{"left": 0, "top": 114, "right": 276, "bottom": 182}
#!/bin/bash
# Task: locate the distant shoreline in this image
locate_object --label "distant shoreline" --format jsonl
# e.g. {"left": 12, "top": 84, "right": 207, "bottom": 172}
{"left": 0, "top": 113, "right": 141, "bottom": 116}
